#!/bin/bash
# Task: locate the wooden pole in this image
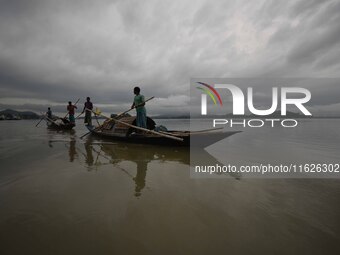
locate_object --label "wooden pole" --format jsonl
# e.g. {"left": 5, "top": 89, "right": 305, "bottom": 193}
{"left": 80, "top": 130, "right": 92, "bottom": 139}
{"left": 158, "top": 127, "right": 223, "bottom": 137}
{"left": 75, "top": 111, "right": 84, "bottom": 119}
{"left": 35, "top": 115, "right": 45, "bottom": 127}
{"left": 114, "top": 118, "right": 184, "bottom": 142}
{"left": 115, "top": 96, "right": 154, "bottom": 119}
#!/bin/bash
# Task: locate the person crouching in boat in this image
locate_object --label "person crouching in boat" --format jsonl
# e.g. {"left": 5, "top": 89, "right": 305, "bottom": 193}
{"left": 67, "top": 101, "right": 77, "bottom": 125}
{"left": 131, "top": 86, "right": 147, "bottom": 129}
{"left": 82, "top": 97, "right": 93, "bottom": 126}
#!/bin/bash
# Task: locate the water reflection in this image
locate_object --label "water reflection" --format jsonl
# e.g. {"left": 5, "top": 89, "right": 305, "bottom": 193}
{"left": 98, "top": 142, "right": 152, "bottom": 196}
{"left": 84, "top": 139, "right": 190, "bottom": 197}
{"left": 47, "top": 128, "right": 76, "bottom": 136}
{"left": 134, "top": 161, "right": 147, "bottom": 197}
{"left": 50, "top": 136, "right": 239, "bottom": 197}
{"left": 84, "top": 140, "right": 94, "bottom": 166}
{"left": 58, "top": 137, "right": 191, "bottom": 196}
{"left": 68, "top": 140, "right": 77, "bottom": 162}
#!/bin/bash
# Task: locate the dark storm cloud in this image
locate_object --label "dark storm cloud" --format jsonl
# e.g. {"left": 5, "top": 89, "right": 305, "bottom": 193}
{"left": 0, "top": 0, "right": 339, "bottom": 116}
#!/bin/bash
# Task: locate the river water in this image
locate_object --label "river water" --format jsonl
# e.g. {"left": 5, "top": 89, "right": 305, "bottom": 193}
{"left": 0, "top": 119, "right": 339, "bottom": 254}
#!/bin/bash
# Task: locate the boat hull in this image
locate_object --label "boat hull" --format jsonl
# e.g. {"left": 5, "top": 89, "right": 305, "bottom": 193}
{"left": 47, "top": 121, "right": 75, "bottom": 130}
{"left": 86, "top": 126, "right": 239, "bottom": 147}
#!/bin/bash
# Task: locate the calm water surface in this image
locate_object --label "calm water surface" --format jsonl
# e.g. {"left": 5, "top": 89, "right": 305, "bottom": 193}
{"left": 0, "top": 119, "right": 339, "bottom": 254}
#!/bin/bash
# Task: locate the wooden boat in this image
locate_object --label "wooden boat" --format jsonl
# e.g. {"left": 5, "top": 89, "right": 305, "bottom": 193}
{"left": 86, "top": 116, "right": 240, "bottom": 147}
{"left": 46, "top": 117, "right": 75, "bottom": 130}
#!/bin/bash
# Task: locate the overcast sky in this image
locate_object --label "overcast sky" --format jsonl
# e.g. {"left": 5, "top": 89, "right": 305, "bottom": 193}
{"left": 0, "top": 0, "right": 340, "bottom": 116}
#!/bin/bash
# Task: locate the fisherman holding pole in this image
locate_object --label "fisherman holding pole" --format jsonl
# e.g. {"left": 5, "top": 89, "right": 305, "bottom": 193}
{"left": 35, "top": 107, "right": 52, "bottom": 127}
{"left": 82, "top": 97, "right": 93, "bottom": 126}
{"left": 67, "top": 101, "right": 77, "bottom": 124}
{"left": 47, "top": 107, "right": 52, "bottom": 119}
{"left": 131, "top": 86, "right": 147, "bottom": 129}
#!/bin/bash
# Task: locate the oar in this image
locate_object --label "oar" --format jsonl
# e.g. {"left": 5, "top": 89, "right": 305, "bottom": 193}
{"left": 62, "top": 98, "right": 80, "bottom": 119}
{"left": 79, "top": 97, "right": 154, "bottom": 139}
{"left": 158, "top": 127, "right": 224, "bottom": 137}
{"left": 114, "top": 118, "right": 183, "bottom": 141}
{"left": 35, "top": 115, "right": 45, "bottom": 127}
{"left": 75, "top": 111, "right": 84, "bottom": 120}
{"left": 115, "top": 96, "right": 154, "bottom": 119}
{"left": 87, "top": 110, "right": 183, "bottom": 142}
{"left": 80, "top": 130, "right": 92, "bottom": 139}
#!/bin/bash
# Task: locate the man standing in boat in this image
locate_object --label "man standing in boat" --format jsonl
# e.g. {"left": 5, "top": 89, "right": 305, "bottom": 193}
{"left": 82, "top": 97, "right": 93, "bottom": 126}
{"left": 67, "top": 101, "right": 77, "bottom": 125}
{"left": 46, "top": 107, "right": 52, "bottom": 119}
{"left": 131, "top": 86, "right": 147, "bottom": 128}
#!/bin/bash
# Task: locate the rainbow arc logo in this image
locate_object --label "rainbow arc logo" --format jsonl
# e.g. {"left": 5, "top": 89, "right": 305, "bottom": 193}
{"left": 196, "top": 82, "right": 223, "bottom": 106}
{"left": 195, "top": 81, "right": 312, "bottom": 117}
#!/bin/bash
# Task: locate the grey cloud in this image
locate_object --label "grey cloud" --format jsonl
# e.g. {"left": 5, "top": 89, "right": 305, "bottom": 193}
{"left": 287, "top": 1, "right": 340, "bottom": 66}
{"left": 0, "top": 0, "right": 339, "bottom": 116}
{"left": 290, "top": 0, "right": 329, "bottom": 18}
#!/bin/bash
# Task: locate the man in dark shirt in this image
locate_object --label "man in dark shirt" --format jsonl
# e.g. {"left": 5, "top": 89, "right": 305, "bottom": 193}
{"left": 46, "top": 107, "right": 52, "bottom": 119}
{"left": 82, "top": 97, "right": 93, "bottom": 126}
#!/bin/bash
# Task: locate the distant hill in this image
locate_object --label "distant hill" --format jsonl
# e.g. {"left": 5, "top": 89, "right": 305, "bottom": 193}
{"left": 0, "top": 109, "right": 40, "bottom": 120}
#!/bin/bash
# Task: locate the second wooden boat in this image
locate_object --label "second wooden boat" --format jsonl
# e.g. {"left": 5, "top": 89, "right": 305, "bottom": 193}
{"left": 46, "top": 117, "right": 75, "bottom": 130}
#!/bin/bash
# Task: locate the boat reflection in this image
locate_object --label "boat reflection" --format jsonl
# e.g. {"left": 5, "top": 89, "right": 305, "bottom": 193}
{"left": 47, "top": 128, "right": 76, "bottom": 136}
{"left": 63, "top": 137, "right": 240, "bottom": 197}
{"left": 83, "top": 137, "right": 190, "bottom": 197}
{"left": 47, "top": 129, "right": 76, "bottom": 148}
